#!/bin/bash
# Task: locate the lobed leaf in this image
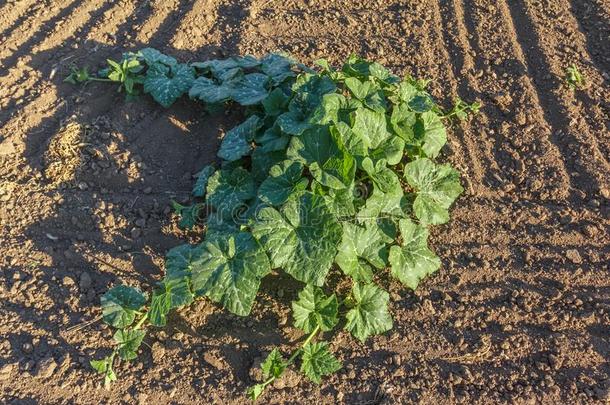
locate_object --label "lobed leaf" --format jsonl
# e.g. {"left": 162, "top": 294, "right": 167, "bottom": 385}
{"left": 258, "top": 160, "right": 308, "bottom": 206}
{"left": 191, "top": 232, "right": 271, "bottom": 316}
{"left": 344, "top": 282, "right": 393, "bottom": 342}
{"left": 300, "top": 342, "right": 342, "bottom": 384}
{"left": 251, "top": 192, "right": 342, "bottom": 286}
{"left": 218, "top": 115, "right": 262, "bottom": 161}
{"left": 388, "top": 219, "right": 441, "bottom": 290}
{"left": 403, "top": 158, "right": 463, "bottom": 225}
{"left": 113, "top": 329, "right": 146, "bottom": 360}
{"left": 143, "top": 63, "right": 195, "bottom": 107}
{"left": 101, "top": 285, "right": 147, "bottom": 329}
{"left": 291, "top": 285, "right": 338, "bottom": 333}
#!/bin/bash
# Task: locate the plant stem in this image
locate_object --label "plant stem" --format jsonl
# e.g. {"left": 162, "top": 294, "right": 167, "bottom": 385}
{"left": 133, "top": 312, "right": 148, "bottom": 330}
{"left": 287, "top": 324, "right": 320, "bottom": 365}
{"left": 88, "top": 77, "right": 114, "bottom": 83}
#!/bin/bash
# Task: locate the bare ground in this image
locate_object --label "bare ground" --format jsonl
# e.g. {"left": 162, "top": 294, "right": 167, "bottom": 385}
{"left": 0, "top": 0, "right": 609, "bottom": 403}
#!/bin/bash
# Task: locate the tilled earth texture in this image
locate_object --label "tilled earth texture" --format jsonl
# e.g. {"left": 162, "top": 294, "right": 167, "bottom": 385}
{"left": 0, "top": 0, "right": 609, "bottom": 404}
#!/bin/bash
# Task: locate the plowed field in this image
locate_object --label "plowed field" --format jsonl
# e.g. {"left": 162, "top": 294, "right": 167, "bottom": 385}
{"left": 0, "top": 0, "right": 608, "bottom": 403}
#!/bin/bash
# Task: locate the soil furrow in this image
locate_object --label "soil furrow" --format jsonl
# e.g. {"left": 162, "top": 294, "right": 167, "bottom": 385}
{"left": 502, "top": 0, "right": 610, "bottom": 199}
{"left": 460, "top": 0, "right": 572, "bottom": 201}
{"left": 427, "top": 0, "right": 493, "bottom": 198}
{"left": 526, "top": 0, "right": 610, "bottom": 178}
{"left": 0, "top": 0, "right": 80, "bottom": 72}
{"left": 0, "top": 0, "right": 38, "bottom": 42}
{"left": 569, "top": 0, "right": 610, "bottom": 75}
{"left": 1, "top": 1, "right": 609, "bottom": 403}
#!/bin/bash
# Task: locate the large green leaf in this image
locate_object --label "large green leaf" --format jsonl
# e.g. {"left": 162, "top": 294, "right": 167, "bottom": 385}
{"left": 192, "top": 165, "right": 215, "bottom": 197}
{"left": 345, "top": 282, "right": 393, "bottom": 342}
{"left": 335, "top": 221, "right": 389, "bottom": 283}
{"left": 113, "top": 329, "right": 146, "bottom": 361}
{"left": 230, "top": 73, "right": 269, "bottom": 106}
{"left": 403, "top": 158, "right": 463, "bottom": 225}
{"left": 191, "top": 232, "right": 271, "bottom": 316}
{"left": 320, "top": 182, "right": 357, "bottom": 219}
{"left": 138, "top": 48, "right": 177, "bottom": 66}
{"left": 414, "top": 112, "right": 447, "bottom": 158}
{"left": 276, "top": 110, "right": 312, "bottom": 136}
{"left": 143, "top": 63, "right": 195, "bottom": 107}
{"left": 189, "top": 76, "right": 231, "bottom": 104}
{"left": 261, "top": 53, "right": 296, "bottom": 84}
{"left": 262, "top": 88, "right": 289, "bottom": 116}
{"left": 291, "top": 285, "right": 338, "bottom": 333}
{"left": 251, "top": 148, "right": 286, "bottom": 183}
{"left": 206, "top": 167, "right": 256, "bottom": 215}
{"left": 389, "top": 219, "right": 440, "bottom": 290}
{"left": 361, "top": 157, "right": 401, "bottom": 194}
{"left": 258, "top": 160, "right": 308, "bottom": 206}
{"left": 390, "top": 103, "right": 416, "bottom": 142}
{"left": 330, "top": 122, "right": 367, "bottom": 164}
{"left": 101, "top": 285, "right": 147, "bottom": 328}
{"left": 351, "top": 107, "right": 391, "bottom": 149}
{"left": 251, "top": 192, "right": 342, "bottom": 286}
{"left": 357, "top": 186, "right": 406, "bottom": 222}
{"left": 217, "top": 116, "right": 262, "bottom": 161}
{"left": 256, "top": 124, "right": 291, "bottom": 153}
{"left": 300, "top": 342, "right": 341, "bottom": 384}
{"left": 370, "top": 136, "right": 405, "bottom": 165}
{"left": 165, "top": 244, "right": 205, "bottom": 279}
{"left": 287, "top": 126, "right": 355, "bottom": 189}
{"left": 191, "top": 55, "right": 260, "bottom": 77}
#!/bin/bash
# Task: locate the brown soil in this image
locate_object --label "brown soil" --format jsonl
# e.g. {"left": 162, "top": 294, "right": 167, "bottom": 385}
{"left": 1, "top": 0, "right": 609, "bottom": 404}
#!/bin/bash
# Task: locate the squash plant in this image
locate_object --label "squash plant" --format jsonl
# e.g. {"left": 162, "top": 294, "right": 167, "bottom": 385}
{"left": 69, "top": 49, "right": 475, "bottom": 399}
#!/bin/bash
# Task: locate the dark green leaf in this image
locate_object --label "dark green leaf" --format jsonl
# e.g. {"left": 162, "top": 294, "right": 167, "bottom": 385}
{"left": 218, "top": 116, "right": 262, "bottom": 161}
{"left": 143, "top": 63, "right": 195, "bottom": 107}
{"left": 101, "top": 285, "right": 147, "bottom": 328}
{"left": 206, "top": 167, "right": 256, "bottom": 215}
{"left": 191, "top": 232, "right": 271, "bottom": 316}
{"left": 258, "top": 160, "right": 308, "bottom": 206}
{"left": 251, "top": 192, "right": 342, "bottom": 286}
{"left": 192, "top": 165, "right": 215, "bottom": 197}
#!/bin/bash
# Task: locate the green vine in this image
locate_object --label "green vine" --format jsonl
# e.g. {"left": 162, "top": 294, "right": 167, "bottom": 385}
{"left": 68, "top": 48, "right": 478, "bottom": 400}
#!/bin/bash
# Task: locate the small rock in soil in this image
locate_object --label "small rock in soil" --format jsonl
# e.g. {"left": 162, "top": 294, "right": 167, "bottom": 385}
{"left": 79, "top": 272, "right": 92, "bottom": 290}
{"left": 35, "top": 357, "right": 57, "bottom": 378}
{"left": 22, "top": 342, "right": 33, "bottom": 354}
{"left": 272, "top": 368, "right": 301, "bottom": 389}
{"left": 565, "top": 249, "right": 582, "bottom": 264}
{"left": 0, "top": 363, "right": 15, "bottom": 380}
{"left": 151, "top": 342, "right": 165, "bottom": 363}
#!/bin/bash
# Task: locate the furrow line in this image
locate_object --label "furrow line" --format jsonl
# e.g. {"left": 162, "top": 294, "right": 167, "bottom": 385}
{"left": 460, "top": 0, "right": 571, "bottom": 201}
{"left": 0, "top": 0, "right": 80, "bottom": 72}
{"left": 501, "top": 0, "right": 610, "bottom": 198}
{"left": 427, "top": 0, "right": 493, "bottom": 198}
{"left": 0, "top": 0, "right": 38, "bottom": 42}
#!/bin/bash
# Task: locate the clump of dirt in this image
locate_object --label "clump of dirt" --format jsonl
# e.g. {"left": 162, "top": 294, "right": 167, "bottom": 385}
{"left": 43, "top": 121, "right": 90, "bottom": 186}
